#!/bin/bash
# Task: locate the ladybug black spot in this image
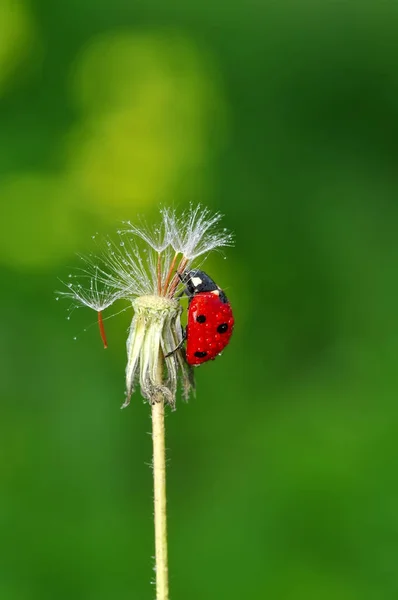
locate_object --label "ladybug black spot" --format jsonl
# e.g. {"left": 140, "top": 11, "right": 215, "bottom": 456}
{"left": 217, "top": 323, "right": 228, "bottom": 334}
{"left": 194, "top": 351, "right": 207, "bottom": 358}
{"left": 196, "top": 314, "right": 206, "bottom": 323}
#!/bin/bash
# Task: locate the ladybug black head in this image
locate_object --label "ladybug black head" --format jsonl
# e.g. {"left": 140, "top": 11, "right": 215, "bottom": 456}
{"left": 182, "top": 270, "right": 228, "bottom": 303}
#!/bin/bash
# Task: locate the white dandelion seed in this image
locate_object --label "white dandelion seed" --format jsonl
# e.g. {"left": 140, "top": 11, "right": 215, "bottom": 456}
{"left": 121, "top": 208, "right": 174, "bottom": 253}
{"left": 98, "top": 235, "right": 160, "bottom": 298}
{"left": 58, "top": 261, "right": 123, "bottom": 348}
{"left": 59, "top": 205, "right": 233, "bottom": 406}
{"left": 168, "top": 203, "right": 234, "bottom": 260}
{"left": 59, "top": 264, "right": 122, "bottom": 312}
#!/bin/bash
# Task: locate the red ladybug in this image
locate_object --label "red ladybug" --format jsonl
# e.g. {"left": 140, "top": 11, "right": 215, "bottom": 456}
{"left": 182, "top": 270, "right": 234, "bottom": 366}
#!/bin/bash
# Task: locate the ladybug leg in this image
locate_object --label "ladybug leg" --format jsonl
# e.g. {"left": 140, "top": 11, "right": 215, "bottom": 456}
{"left": 164, "top": 327, "right": 187, "bottom": 358}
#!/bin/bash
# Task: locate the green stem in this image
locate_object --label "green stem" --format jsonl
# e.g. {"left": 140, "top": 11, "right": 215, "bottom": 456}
{"left": 152, "top": 368, "right": 169, "bottom": 599}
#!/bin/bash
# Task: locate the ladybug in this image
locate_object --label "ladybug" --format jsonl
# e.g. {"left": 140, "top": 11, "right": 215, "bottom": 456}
{"left": 182, "top": 270, "right": 234, "bottom": 366}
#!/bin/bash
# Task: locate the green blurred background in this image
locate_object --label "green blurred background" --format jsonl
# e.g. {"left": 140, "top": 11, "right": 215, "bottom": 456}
{"left": 2, "top": 1, "right": 398, "bottom": 598}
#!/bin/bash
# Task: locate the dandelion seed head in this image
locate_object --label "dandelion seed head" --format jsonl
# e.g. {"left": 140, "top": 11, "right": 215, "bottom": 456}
{"left": 59, "top": 204, "right": 232, "bottom": 406}
{"left": 59, "top": 205, "right": 233, "bottom": 310}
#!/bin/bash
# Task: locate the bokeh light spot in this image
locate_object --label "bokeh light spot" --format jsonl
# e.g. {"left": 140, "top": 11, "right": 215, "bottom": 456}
{"left": 67, "top": 31, "right": 227, "bottom": 215}
{"left": 0, "top": 0, "right": 39, "bottom": 94}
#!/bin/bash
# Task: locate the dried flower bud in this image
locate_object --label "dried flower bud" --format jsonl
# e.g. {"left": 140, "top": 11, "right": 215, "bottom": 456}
{"left": 123, "top": 295, "right": 193, "bottom": 409}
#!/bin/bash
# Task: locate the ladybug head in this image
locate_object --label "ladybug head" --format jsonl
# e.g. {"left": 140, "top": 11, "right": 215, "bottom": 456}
{"left": 182, "top": 270, "right": 228, "bottom": 303}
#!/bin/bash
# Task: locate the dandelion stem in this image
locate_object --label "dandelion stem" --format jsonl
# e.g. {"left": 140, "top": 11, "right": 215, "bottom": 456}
{"left": 97, "top": 311, "right": 108, "bottom": 348}
{"left": 152, "top": 356, "right": 169, "bottom": 600}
